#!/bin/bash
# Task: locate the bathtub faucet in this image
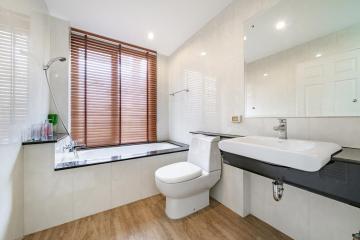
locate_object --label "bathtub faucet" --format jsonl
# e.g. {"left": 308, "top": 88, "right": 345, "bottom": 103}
{"left": 273, "top": 118, "right": 287, "bottom": 140}
{"left": 63, "top": 140, "right": 85, "bottom": 156}
{"left": 63, "top": 140, "right": 85, "bottom": 159}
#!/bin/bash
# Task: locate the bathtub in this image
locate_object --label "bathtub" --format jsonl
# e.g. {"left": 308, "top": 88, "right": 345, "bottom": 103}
{"left": 26, "top": 139, "right": 188, "bottom": 233}
{"left": 55, "top": 141, "right": 188, "bottom": 170}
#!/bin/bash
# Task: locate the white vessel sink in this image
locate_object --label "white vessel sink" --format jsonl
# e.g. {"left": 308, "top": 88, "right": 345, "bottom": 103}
{"left": 218, "top": 136, "right": 342, "bottom": 172}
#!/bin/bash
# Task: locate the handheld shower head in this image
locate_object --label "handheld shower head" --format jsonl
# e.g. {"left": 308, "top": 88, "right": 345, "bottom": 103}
{"left": 43, "top": 55, "right": 72, "bottom": 144}
{"left": 43, "top": 57, "right": 66, "bottom": 71}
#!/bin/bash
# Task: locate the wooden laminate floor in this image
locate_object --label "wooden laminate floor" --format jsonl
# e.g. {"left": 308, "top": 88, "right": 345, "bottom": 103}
{"left": 24, "top": 195, "right": 292, "bottom": 240}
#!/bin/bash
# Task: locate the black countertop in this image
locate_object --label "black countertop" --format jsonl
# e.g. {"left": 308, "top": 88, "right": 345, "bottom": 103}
{"left": 22, "top": 133, "right": 68, "bottom": 145}
{"left": 55, "top": 140, "right": 189, "bottom": 171}
{"left": 222, "top": 150, "right": 360, "bottom": 209}
{"left": 333, "top": 148, "right": 360, "bottom": 164}
{"left": 190, "top": 131, "right": 243, "bottom": 139}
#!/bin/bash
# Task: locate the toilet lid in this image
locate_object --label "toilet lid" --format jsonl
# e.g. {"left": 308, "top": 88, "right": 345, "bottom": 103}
{"left": 155, "top": 162, "right": 202, "bottom": 184}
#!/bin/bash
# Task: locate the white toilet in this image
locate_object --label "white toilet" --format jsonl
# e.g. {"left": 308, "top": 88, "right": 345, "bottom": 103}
{"left": 155, "top": 134, "right": 222, "bottom": 219}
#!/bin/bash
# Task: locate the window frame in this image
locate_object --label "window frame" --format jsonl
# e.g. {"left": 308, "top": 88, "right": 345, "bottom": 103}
{"left": 70, "top": 28, "right": 157, "bottom": 147}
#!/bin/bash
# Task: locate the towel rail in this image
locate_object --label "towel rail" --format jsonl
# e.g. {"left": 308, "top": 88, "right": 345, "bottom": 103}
{"left": 169, "top": 89, "right": 189, "bottom": 96}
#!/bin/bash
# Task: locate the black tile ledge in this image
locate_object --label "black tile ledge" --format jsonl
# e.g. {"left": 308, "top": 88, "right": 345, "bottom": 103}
{"left": 190, "top": 131, "right": 242, "bottom": 139}
{"left": 22, "top": 133, "right": 68, "bottom": 145}
{"left": 333, "top": 148, "right": 360, "bottom": 165}
{"left": 55, "top": 140, "right": 189, "bottom": 171}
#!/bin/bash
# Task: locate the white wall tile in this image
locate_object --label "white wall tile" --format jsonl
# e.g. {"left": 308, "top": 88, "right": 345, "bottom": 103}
{"left": 286, "top": 118, "right": 309, "bottom": 140}
{"left": 250, "top": 174, "right": 311, "bottom": 240}
{"left": 308, "top": 192, "right": 360, "bottom": 240}
{"left": 261, "top": 118, "right": 279, "bottom": 137}
{"left": 111, "top": 160, "right": 143, "bottom": 207}
{"left": 24, "top": 174, "right": 73, "bottom": 234}
{"left": 234, "top": 118, "right": 265, "bottom": 137}
{"left": 167, "top": 0, "right": 360, "bottom": 239}
{"left": 0, "top": 143, "right": 24, "bottom": 240}
{"left": 48, "top": 16, "right": 70, "bottom": 133}
{"left": 309, "top": 117, "right": 360, "bottom": 148}
{"left": 0, "top": 3, "right": 57, "bottom": 239}
{"left": 211, "top": 164, "right": 250, "bottom": 217}
{"left": 157, "top": 55, "right": 170, "bottom": 141}
{"left": 73, "top": 164, "right": 112, "bottom": 219}
{"left": 24, "top": 144, "right": 73, "bottom": 234}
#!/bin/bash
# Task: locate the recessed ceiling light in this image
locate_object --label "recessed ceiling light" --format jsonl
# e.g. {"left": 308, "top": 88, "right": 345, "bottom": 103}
{"left": 147, "top": 32, "right": 154, "bottom": 40}
{"left": 275, "top": 21, "right": 286, "bottom": 30}
{"left": 200, "top": 51, "right": 207, "bottom": 56}
{"left": 263, "top": 73, "right": 269, "bottom": 77}
{"left": 315, "top": 53, "right": 322, "bottom": 58}
{"left": 243, "top": 36, "right": 247, "bottom": 41}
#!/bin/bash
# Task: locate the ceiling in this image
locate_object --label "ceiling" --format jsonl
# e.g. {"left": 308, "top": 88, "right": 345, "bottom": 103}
{"left": 45, "top": 0, "right": 233, "bottom": 56}
{"left": 244, "top": 0, "right": 360, "bottom": 63}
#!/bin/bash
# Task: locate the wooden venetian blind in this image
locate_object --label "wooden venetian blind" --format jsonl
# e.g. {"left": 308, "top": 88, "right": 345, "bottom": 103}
{"left": 71, "top": 28, "right": 157, "bottom": 147}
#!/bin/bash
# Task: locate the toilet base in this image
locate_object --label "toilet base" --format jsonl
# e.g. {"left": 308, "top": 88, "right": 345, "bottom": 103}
{"left": 165, "top": 190, "right": 209, "bottom": 219}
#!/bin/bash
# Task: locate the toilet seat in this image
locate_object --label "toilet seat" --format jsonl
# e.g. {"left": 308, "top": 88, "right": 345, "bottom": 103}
{"left": 155, "top": 162, "right": 202, "bottom": 184}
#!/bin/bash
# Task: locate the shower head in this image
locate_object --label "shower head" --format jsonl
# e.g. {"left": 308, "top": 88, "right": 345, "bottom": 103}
{"left": 43, "top": 57, "right": 66, "bottom": 71}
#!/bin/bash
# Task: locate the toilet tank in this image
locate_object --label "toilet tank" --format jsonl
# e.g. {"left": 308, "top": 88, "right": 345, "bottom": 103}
{"left": 187, "top": 134, "right": 222, "bottom": 172}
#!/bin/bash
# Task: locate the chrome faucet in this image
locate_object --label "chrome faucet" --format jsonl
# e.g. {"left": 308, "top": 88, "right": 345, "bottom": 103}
{"left": 63, "top": 140, "right": 85, "bottom": 158}
{"left": 273, "top": 118, "right": 287, "bottom": 139}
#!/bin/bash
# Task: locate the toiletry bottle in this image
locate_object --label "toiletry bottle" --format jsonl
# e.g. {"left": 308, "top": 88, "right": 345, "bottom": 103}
{"left": 32, "top": 123, "right": 41, "bottom": 141}
{"left": 47, "top": 120, "right": 53, "bottom": 138}
{"left": 41, "top": 121, "right": 48, "bottom": 140}
{"left": 44, "top": 120, "right": 53, "bottom": 138}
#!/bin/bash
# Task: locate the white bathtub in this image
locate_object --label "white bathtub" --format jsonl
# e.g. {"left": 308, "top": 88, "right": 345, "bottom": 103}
{"left": 55, "top": 142, "right": 184, "bottom": 166}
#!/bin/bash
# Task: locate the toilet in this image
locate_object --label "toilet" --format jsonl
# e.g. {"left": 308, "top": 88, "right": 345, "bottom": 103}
{"left": 155, "top": 134, "right": 222, "bottom": 219}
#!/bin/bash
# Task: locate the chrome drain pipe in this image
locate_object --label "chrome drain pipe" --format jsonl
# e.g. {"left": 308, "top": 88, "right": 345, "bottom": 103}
{"left": 272, "top": 179, "right": 284, "bottom": 201}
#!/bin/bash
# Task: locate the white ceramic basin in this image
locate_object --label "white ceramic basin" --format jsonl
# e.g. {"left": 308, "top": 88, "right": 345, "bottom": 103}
{"left": 218, "top": 136, "right": 342, "bottom": 172}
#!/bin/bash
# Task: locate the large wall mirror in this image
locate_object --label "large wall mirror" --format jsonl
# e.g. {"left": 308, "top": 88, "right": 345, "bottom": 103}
{"left": 244, "top": 0, "right": 360, "bottom": 117}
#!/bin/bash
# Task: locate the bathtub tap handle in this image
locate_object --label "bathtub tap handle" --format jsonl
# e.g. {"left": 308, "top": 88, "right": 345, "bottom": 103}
{"left": 63, "top": 141, "right": 85, "bottom": 152}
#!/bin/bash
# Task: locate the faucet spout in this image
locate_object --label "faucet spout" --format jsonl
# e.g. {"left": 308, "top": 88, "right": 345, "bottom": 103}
{"left": 273, "top": 118, "right": 287, "bottom": 139}
{"left": 63, "top": 141, "right": 85, "bottom": 153}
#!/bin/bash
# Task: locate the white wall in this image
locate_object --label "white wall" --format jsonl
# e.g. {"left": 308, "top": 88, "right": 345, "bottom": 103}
{"left": 157, "top": 55, "right": 170, "bottom": 140}
{"left": 250, "top": 173, "right": 360, "bottom": 240}
{"left": 0, "top": 144, "right": 24, "bottom": 240}
{"left": 0, "top": 0, "right": 51, "bottom": 239}
{"left": 23, "top": 141, "right": 186, "bottom": 234}
{"left": 168, "top": 0, "right": 360, "bottom": 148}
{"left": 167, "top": 0, "right": 360, "bottom": 239}
{"left": 168, "top": 0, "right": 278, "bottom": 145}
{"left": 48, "top": 17, "right": 70, "bottom": 133}
{"left": 210, "top": 164, "right": 250, "bottom": 217}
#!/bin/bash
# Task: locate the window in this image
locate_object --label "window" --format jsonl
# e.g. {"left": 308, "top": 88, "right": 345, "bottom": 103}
{"left": 70, "top": 28, "right": 157, "bottom": 147}
{"left": 0, "top": 8, "right": 29, "bottom": 144}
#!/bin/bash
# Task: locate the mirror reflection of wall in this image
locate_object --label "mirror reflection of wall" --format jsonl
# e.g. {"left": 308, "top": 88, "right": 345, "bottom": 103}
{"left": 244, "top": 0, "right": 360, "bottom": 117}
